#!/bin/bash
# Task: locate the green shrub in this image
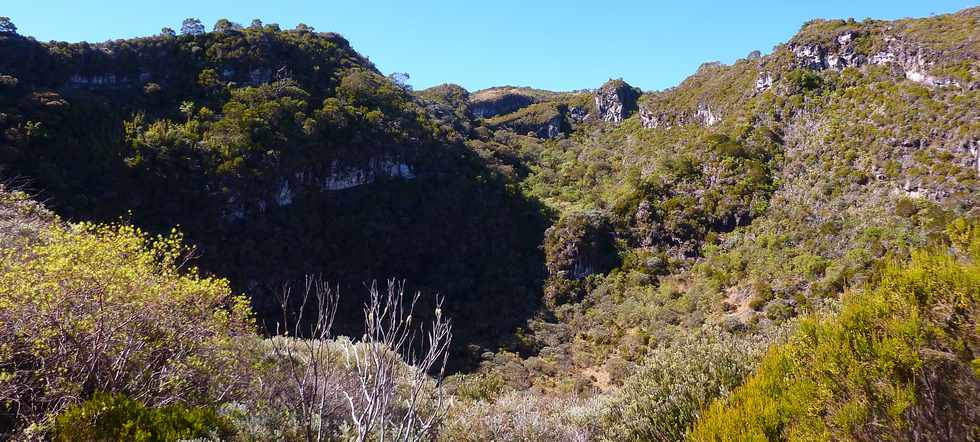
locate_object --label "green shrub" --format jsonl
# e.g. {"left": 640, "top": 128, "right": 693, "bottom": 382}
{"left": 896, "top": 197, "right": 918, "bottom": 217}
{"left": 785, "top": 69, "right": 823, "bottom": 93}
{"left": 453, "top": 372, "right": 508, "bottom": 402}
{"left": 690, "top": 223, "right": 980, "bottom": 441}
{"left": 53, "top": 392, "right": 231, "bottom": 442}
{"left": 600, "top": 332, "right": 766, "bottom": 441}
{"left": 0, "top": 220, "right": 254, "bottom": 434}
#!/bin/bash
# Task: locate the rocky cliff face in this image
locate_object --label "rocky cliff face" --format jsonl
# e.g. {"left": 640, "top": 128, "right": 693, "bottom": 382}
{"left": 469, "top": 87, "right": 559, "bottom": 118}
{"left": 543, "top": 211, "right": 619, "bottom": 304}
{"left": 221, "top": 157, "right": 417, "bottom": 222}
{"left": 639, "top": 99, "right": 722, "bottom": 129}
{"left": 594, "top": 79, "right": 640, "bottom": 123}
{"left": 789, "top": 31, "right": 963, "bottom": 87}
{"left": 471, "top": 93, "right": 534, "bottom": 118}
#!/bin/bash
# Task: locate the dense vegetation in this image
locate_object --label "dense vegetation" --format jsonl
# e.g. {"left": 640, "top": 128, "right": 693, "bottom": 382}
{"left": 0, "top": 6, "right": 978, "bottom": 440}
{"left": 0, "top": 22, "right": 550, "bottom": 365}
{"left": 691, "top": 221, "right": 980, "bottom": 441}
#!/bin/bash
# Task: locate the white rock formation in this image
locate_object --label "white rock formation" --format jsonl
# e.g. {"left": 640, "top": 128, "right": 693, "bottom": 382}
{"left": 790, "top": 32, "right": 961, "bottom": 88}
{"left": 755, "top": 72, "right": 774, "bottom": 92}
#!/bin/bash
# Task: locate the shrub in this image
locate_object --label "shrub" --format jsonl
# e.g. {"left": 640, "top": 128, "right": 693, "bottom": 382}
{"left": 690, "top": 223, "right": 980, "bottom": 441}
{"left": 52, "top": 392, "right": 231, "bottom": 441}
{"left": 0, "top": 220, "right": 253, "bottom": 436}
{"left": 600, "top": 332, "right": 768, "bottom": 441}
{"left": 785, "top": 69, "right": 823, "bottom": 93}
{"left": 440, "top": 391, "right": 607, "bottom": 442}
{"left": 452, "top": 372, "right": 508, "bottom": 402}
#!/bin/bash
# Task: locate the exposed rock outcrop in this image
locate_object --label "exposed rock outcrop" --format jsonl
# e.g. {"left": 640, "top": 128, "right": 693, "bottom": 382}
{"left": 67, "top": 73, "right": 134, "bottom": 89}
{"left": 223, "top": 157, "right": 416, "bottom": 221}
{"left": 639, "top": 107, "right": 669, "bottom": 129}
{"left": 544, "top": 211, "right": 618, "bottom": 281}
{"left": 484, "top": 101, "right": 575, "bottom": 139}
{"left": 790, "top": 31, "right": 961, "bottom": 87}
{"left": 969, "top": 139, "right": 980, "bottom": 174}
{"left": 754, "top": 72, "right": 774, "bottom": 92}
{"left": 469, "top": 87, "right": 551, "bottom": 118}
{"left": 638, "top": 101, "right": 721, "bottom": 129}
{"left": 567, "top": 106, "right": 589, "bottom": 124}
{"left": 695, "top": 103, "right": 721, "bottom": 126}
{"left": 537, "top": 115, "right": 563, "bottom": 139}
{"left": 471, "top": 95, "right": 533, "bottom": 118}
{"left": 594, "top": 79, "right": 640, "bottom": 123}
{"left": 305, "top": 157, "right": 416, "bottom": 192}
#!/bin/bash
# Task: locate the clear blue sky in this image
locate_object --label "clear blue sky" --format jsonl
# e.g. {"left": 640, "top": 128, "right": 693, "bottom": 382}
{"left": 6, "top": 1, "right": 977, "bottom": 92}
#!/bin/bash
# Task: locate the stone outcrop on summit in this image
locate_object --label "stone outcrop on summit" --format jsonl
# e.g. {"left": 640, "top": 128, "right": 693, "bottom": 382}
{"left": 593, "top": 79, "right": 640, "bottom": 123}
{"left": 789, "top": 30, "right": 965, "bottom": 87}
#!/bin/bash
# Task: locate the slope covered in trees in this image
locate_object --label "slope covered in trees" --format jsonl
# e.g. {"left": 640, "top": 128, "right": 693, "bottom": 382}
{"left": 0, "top": 22, "right": 550, "bottom": 366}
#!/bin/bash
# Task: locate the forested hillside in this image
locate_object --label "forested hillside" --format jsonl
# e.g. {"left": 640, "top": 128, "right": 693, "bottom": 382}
{"left": 0, "top": 8, "right": 978, "bottom": 440}
{"left": 0, "top": 21, "right": 550, "bottom": 365}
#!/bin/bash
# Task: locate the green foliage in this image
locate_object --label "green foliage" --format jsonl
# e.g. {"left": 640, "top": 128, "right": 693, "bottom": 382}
{"left": 0, "top": 213, "right": 253, "bottom": 435}
{"left": 441, "top": 392, "right": 607, "bottom": 442}
{"left": 53, "top": 392, "right": 231, "bottom": 442}
{"left": 486, "top": 102, "right": 563, "bottom": 134}
{"left": 1, "top": 8, "right": 979, "bottom": 440}
{"left": 0, "top": 25, "right": 552, "bottom": 368}
{"left": 0, "top": 17, "right": 15, "bottom": 35}
{"left": 601, "top": 332, "right": 767, "bottom": 441}
{"left": 785, "top": 69, "right": 823, "bottom": 93}
{"left": 451, "top": 372, "right": 509, "bottom": 402}
{"left": 690, "top": 224, "right": 980, "bottom": 441}
{"left": 543, "top": 211, "right": 619, "bottom": 304}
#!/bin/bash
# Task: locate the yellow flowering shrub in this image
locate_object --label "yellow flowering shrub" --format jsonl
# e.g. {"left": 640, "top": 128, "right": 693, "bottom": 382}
{"left": 0, "top": 221, "right": 254, "bottom": 435}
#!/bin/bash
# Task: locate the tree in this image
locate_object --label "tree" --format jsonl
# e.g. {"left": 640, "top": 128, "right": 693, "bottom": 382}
{"left": 198, "top": 68, "right": 220, "bottom": 90}
{"left": 179, "top": 101, "right": 195, "bottom": 122}
{"left": 388, "top": 72, "right": 413, "bottom": 92}
{"left": 249, "top": 19, "right": 263, "bottom": 30}
{"left": 180, "top": 18, "right": 204, "bottom": 36}
{"left": 295, "top": 23, "right": 315, "bottom": 32}
{"left": 213, "top": 18, "right": 242, "bottom": 34}
{"left": 0, "top": 17, "right": 16, "bottom": 34}
{"left": 160, "top": 27, "right": 176, "bottom": 37}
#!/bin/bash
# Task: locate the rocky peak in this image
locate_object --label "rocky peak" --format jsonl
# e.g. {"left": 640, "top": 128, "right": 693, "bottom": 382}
{"left": 594, "top": 79, "right": 640, "bottom": 124}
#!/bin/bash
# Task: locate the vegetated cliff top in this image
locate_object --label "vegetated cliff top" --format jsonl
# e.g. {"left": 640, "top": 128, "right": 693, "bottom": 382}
{"left": 0, "top": 24, "right": 377, "bottom": 104}
{"left": 792, "top": 6, "right": 980, "bottom": 56}
{"left": 0, "top": 7, "right": 978, "bottom": 440}
{"left": 636, "top": 5, "right": 979, "bottom": 130}
{"left": 469, "top": 86, "right": 562, "bottom": 103}
{"left": 462, "top": 4, "right": 979, "bottom": 402}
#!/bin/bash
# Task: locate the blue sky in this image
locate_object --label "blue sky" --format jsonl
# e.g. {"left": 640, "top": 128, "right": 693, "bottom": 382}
{"left": 5, "top": 1, "right": 977, "bottom": 92}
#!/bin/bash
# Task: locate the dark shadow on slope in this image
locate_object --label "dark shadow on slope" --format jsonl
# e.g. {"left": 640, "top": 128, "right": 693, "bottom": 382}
{"left": 195, "top": 145, "right": 552, "bottom": 371}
